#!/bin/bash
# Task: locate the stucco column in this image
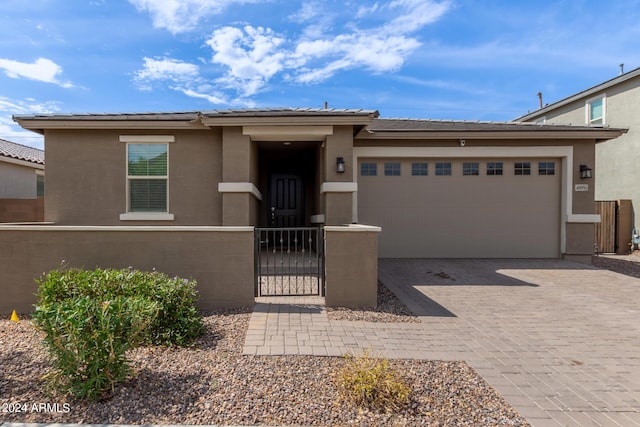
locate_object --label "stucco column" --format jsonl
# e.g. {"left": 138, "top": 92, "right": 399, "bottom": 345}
{"left": 322, "top": 125, "right": 356, "bottom": 225}
{"left": 220, "top": 127, "right": 260, "bottom": 226}
{"left": 565, "top": 141, "right": 597, "bottom": 263}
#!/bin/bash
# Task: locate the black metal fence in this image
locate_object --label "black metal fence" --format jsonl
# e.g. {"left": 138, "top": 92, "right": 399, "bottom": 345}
{"left": 254, "top": 227, "right": 325, "bottom": 296}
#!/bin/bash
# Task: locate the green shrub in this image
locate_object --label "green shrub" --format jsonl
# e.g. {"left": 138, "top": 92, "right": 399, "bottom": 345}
{"left": 35, "top": 266, "right": 205, "bottom": 346}
{"left": 33, "top": 295, "right": 158, "bottom": 399}
{"left": 337, "top": 350, "right": 411, "bottom": 412}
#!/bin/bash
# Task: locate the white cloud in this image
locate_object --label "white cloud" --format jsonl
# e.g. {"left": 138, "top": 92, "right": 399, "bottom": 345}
{"left": 134, "top": 57, "right": 228, "bottom": 105}
{"left": 0, "top": 57, "right": 73, "bottom": 88}
{"left": 203, "top": 0, "right": 452, "bottom": 95}
{"left": 128, "top": 0, "right": 265, "bottom": 34}
{"left": 384, "top": 0, "right": 452, "bottom": 33}
{"left": 134, "top": 57, "right": 199, "bottom": 88}
{"left": 207, "top": 26, "right": 286, "bottom": 96}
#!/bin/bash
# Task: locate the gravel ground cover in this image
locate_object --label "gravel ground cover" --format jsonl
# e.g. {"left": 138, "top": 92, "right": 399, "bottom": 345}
{"left": 592, "top": 254, "right": 640, "bottom": 278}
{"left": 327, "top": 281, "right": 420, "bottom": 323}
{"left": 1, "top": 306, "right": 527, "bottom": 426}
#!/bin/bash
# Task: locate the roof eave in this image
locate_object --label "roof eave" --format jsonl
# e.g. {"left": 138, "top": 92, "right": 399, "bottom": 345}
{"left": 13, "top": 118, "right": 209, "bottom": 133}
{"left": 0, "top": 154, "right": 45, "bottom": 169}
{"left": 356, "top": 129, "right": 627, "bottom": 140}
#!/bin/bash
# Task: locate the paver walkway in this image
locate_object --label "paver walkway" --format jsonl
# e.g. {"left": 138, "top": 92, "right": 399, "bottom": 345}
{"left": 243, "top": 259, "right": 640, "bottom": 426}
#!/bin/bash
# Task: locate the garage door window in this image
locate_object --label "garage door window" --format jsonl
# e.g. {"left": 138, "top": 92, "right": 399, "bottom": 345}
{"left": 515, "top": 162, "right": 531, "bottom": 176}
{"left": 361, "top": 163, "right": 377, "bottom": 176}
{"left": 384, "top": 162, "right": 401, "bottom": 176}
{"left": 463, "top": 162, "right": 480, "bottom": 176}
{"left": 487, "top": 162, "right": 503, "bottom": 175}
{"left": 435, "top": 162, "right": 452, "bottom": 176}
{"left": 538, "top": 162, "right": 555, "bottom": 175}
{"left": 411, "top": 162, "right": 428, "bottom": 176}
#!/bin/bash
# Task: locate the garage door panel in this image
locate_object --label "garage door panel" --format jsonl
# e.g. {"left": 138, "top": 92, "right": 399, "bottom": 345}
{"left": 358, "top": 158, "right": 561, "bottom": 258}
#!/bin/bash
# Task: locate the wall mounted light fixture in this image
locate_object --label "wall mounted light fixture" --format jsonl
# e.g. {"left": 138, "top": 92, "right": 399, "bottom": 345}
{"left": 580, "top": 164, "right": 593, "bottom": 179}
{"left": 336, "top": 157, "right": 345, "bottom": 173}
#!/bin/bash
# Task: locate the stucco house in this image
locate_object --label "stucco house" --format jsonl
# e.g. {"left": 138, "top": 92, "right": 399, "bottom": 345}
{"left": 0, "top": 138, "right": 44, "bottom": 222}
{"left": 0, "top": 108, "right": 624, "bottom": 313}
{"left": 515, "top": 67, "right": 640, "bottom": 229}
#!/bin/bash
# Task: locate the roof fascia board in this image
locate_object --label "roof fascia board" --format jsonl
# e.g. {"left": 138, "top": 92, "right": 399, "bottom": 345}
{"left": 516, "top": 68, "right": 640, "bottom": 121}
{"left": 0, "top": 155, "right": 45, "bottom": 169}
{"left": 356, "top": 129, "right": 626, "bottom": 140}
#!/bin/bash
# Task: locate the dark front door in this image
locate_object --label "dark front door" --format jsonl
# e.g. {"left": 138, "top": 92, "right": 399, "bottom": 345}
{"left": 270, "top": 174, "right": 303, "bottom": 227}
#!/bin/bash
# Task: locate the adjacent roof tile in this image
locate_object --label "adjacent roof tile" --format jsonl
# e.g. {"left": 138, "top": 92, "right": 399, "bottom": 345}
{"left": 0, "top": 138, "right": 44, "bottom": 165}
{"left": 368, "top": 118, "right": 613, "bottom": 132}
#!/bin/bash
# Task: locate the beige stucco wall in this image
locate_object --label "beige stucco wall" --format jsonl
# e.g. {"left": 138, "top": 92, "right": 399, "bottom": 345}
{"left": 524, "top": 77, "right": 640, "bottom": 226}
{"left": 323, "top": 126, "right": 356, "bottom": 225}
{"left": 44, "top": 129, "right": 222, "bottom": 225}
{"left": 0, "top": 161, "right": 38, "bottom": 198}
{"left": 0, "top": 226, "right": 254, "bottom": 313}
{"left": 324, "top": 225, "right": 379, "bottom": 308}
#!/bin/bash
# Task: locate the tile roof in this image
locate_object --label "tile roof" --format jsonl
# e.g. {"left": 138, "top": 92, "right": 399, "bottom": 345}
{"left": 368, "top": 118, "right": 614, "bottom": 132}
{"left": 201, "top": 107, "right": 379, "bottom": 117}
{"left": 0, "top": 138, "right": 44, "bottom": 165}
{"left": 14, "top": 108, "right": 379, "bottom": 121}
{"left": 13, "top": 112, "right": 201, "bottom": 121}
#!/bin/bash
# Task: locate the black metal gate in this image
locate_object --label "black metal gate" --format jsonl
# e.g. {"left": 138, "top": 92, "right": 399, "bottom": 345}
{"left": 255, "top": 227, "right": 325, "bottom": 296}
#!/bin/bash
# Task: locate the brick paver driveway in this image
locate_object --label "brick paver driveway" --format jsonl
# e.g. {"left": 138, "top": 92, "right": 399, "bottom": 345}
{"left": 379, "top": 259, "right": 640, "bottom": 426}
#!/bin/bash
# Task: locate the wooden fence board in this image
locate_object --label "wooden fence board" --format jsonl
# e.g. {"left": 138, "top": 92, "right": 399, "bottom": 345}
{"left": 595, "top": 201, "right": 616, "bottom": 253}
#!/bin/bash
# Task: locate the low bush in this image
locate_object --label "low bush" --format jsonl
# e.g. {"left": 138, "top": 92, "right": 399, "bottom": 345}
{"left": 35, "top": 266, "right": 205, "bottom": 346}
{"left": 32, "top": 266, "right": 205, "bottom": 399}
{"left": 336, "top": 350, "right": 411, "bottom": 412}
{"left": 33, "top": 295, "right": 157, "bottom": 399}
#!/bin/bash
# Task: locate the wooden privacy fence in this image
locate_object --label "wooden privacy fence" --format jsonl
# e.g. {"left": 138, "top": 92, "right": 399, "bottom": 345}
{"left": 594, "top": 200, "right": 633, "bottom": 254}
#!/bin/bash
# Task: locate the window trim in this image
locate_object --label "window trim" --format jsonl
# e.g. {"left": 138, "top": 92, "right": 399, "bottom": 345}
{"left": 411, "top": 162, "right": 428, "bottom": 176}
{"left": 120, "top": 137, "right": 175, "bottom": 221}
{"left": 538, "top": 161, "right": 556, "bottom": 176}
{"left": 585, "top": 94, "right": 606, "bottom": 125}
{"left": 384, "top": 162, "right": 401, "bottom": 176}
{"left": 462, "top": 162, "right": 480, "bottom": 176}
{"left": 514, "top": 161, "right": 531, "bottom": 176}
{"left": 435, "top": 162, "right": 452, "bottom": 176}
{"left": 486, "top": 162, "right": 503, "bottom": 176}
{"left": 360, "top": 162, "right": 377, "bottom": 176}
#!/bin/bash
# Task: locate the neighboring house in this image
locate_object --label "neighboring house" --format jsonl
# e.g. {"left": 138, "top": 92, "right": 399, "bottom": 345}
{"left": 0, "top": 138, "right": 45, "bottom": 222}
{"left": 515, "top": 67, "right": 640, "bottom": 229}
{"left": 0, "top": 108, "right": 624, "bottom": 312}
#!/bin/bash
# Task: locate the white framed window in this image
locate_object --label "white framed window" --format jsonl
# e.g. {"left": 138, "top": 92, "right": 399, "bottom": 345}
{"left": 586, "top": 95, "right": 605, "bottom": 125}
{"left": 119, "top": 135, "right": 174, "bottom": 221}
{"left": 127, "top": 143, "right": 168, "bottom": 212}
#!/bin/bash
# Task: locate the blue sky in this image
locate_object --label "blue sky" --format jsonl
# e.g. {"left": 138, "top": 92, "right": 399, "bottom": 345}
{"left": 1, "top": 0, "right": 640, "bottom": 149}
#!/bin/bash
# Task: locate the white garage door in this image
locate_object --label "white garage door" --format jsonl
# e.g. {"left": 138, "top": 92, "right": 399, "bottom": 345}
{"left": 357, "top": 158, "right": 561, "bottom": 258}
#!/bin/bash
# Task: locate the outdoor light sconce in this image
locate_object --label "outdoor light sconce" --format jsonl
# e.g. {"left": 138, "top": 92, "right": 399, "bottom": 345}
{"left": 336, "top": 157, "right": 345, "bottom": 173}
{"left": 580, "top": 164, "right": 593, "bottom": 179}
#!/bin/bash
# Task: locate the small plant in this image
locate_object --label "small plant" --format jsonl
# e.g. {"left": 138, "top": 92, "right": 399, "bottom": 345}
{"left": 33, "top": 295, "right": 158, "bottom": 399}
{"left": 336, "top": 350, "right": 411, "bottom": 412}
